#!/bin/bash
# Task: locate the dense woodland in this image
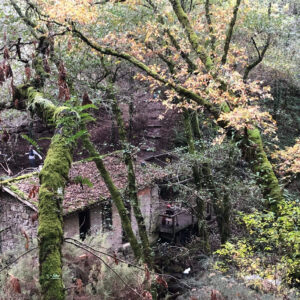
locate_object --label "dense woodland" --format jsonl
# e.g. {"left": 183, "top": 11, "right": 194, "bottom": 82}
{"left": 0, "top": 0, "right": 299, "bottom": 299}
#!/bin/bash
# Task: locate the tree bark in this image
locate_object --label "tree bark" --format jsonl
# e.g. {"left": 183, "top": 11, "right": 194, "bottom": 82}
{"left": 183, "top": 109, "right": 209, "bottom": 249}
{"left": 108, "top": 82, "right": 153, "bottom": 266}
{"left": 15, "top": 86, "right": 80, "bottom": 300}
{"left": 81, "top": 135, "right": 143, "bottom": 260}
{"left": 169, "top": 0, "right": 213, "bottom": 71}
{"left": 190, "top": 111, "right": 202, "bottom": 142}
{"left": 243, "top": 128, "right": 283, "bottom": 210}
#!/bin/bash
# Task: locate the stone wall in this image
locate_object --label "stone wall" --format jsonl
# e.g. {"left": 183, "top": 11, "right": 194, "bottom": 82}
{"left": 64, "top": 213, "right": 79, "bottom": 238}
{"left": 0, "top": 191, "right": 37, "bottom": 253}
{"left": 0, "top": 185, "right": 162, "bottom": 253}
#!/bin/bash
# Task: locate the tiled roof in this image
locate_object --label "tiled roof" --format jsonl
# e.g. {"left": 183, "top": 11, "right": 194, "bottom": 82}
{"left": 2, "top": 155, "right": 168, "bottom": 215}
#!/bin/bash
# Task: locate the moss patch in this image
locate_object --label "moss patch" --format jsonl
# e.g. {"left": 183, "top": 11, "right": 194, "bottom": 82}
{"left": 0, "top": 172, "right": 38, "bottom": 186}
{"left": 246, "top": 128, "right": 284, "bottom": 210}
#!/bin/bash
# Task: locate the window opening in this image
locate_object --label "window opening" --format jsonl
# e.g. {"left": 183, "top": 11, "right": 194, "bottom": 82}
{"left": 79, "top": 209, "right": 91, "bottom": 240}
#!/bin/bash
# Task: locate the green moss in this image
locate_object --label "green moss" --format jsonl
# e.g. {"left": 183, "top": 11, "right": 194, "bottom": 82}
{"left": 15, "top": 86, "right": 57, "bottom": 122}
{"left": 38, "top": 137, "right": 73, "bottom": 300}
{"left": 8, "top": 184, "right": 28, "bottom": 200}
{"left": 32, "top": 55, "right": 50, "bottom": 88}
{"left": 13, "top": 79, "right": 80, "bottom": 299}
{"left": 0, "top": 172, "right": 38, "bottom": 186}
{"left": 170, "top": 0, "right": 212, "bottom": 71}
{"left": 220, "top": 102, "right": 231, "bottom": 113}
{"left": 82, "top": 134, "right": 142, "bottom": 260}
{"left": 53, "top": 106, "right": 72, "bottom": 122}
{"left": 246, "top": 128, "right": 284, "bottom": 210}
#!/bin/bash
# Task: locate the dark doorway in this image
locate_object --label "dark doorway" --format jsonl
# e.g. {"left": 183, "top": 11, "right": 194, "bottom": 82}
{"left": 79, "top": 209, "right": 91, "bottom": 240}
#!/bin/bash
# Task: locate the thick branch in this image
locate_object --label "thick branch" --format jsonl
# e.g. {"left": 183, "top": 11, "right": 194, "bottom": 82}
{"left": 221, "top": 0, "right": 242, "bottom": 65}
{"left": 72, "top": 27, "right": 219, "bottom": 118}
{"left": 81, "top": 134, "right": 142, "bottom": 260}
{"left": 165, "top": 28, "right": 197, "bottom": 72}
{"left": 10, "top": 0, "right": 43, "bottom": 38}
{"left": 205, "top": 0, "right": 216, "bottom": 54}
{"left": 243, "top": 35, "right": 271, "bottom": 81}
{"left": 108, "top": 81, "right": 153, "bottom": 266}
{"left": 168, "top": 0, "right": 213, "bottom": 71}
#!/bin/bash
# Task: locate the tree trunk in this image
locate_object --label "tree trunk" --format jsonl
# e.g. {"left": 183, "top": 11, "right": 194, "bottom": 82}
{"left": 15, "top": 86, "right": 80, "bottom": 300}
{"left": 183, "top": 109, "right": 209, "bottom": 249}
{"left": 109, "top": 83, "right": 153, "bottom": 266}
{"left": 190, "top": 111, "right": 202, "bottom": 141}
{"left": 38, "top": 137, "right": 72, "bottom": 300}
{"left": 81, "top": 135, "right": 143, "bottom": 260}
{"left": 201, "top": 162, "right": 230, "bottom": 244}
{"left": 243, "top": 128, "right": 284, "bottom": 210}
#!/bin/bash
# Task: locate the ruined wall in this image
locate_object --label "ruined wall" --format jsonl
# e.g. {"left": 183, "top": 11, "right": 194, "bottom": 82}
{"left": 64, "top": 213, "right": 79, "bottom": 238}
{"left": 0, "top": 192, "right": 37, "bottom": 253}
{"left": 133, "top": 186, "right": 161, "bottom": 242}
{"left": 0, "top": 184, "right": 162, "bottom": 253}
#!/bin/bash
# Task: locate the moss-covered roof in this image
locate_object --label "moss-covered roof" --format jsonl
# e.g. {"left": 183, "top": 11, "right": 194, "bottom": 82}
{"left": 0, "top": 155, "right": 168, "bottom": 215}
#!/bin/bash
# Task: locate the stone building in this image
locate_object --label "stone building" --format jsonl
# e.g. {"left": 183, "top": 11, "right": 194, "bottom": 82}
{"left": 0, "top": 155, "right": 167, "bottom": 253}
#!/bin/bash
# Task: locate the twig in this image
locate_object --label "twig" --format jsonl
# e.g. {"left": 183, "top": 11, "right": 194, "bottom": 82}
{"left": 251, "top": 37, "right": 261, "bottom": 59}
{"left": 0, "top": 226, "right": 12, "bottom": 234}
{"left": 64, "top": 240, "right": 144, "bottom": 299}
{"left": 64, "top": 238, "right": 192, "bottom": 289}
{"left": 0, "top": 247, "right": 38, "bottom": 273}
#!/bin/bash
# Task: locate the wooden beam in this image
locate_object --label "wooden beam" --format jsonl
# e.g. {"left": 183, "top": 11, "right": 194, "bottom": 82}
{"left": 2, "top": 186, "right": 38, "bottom": 212}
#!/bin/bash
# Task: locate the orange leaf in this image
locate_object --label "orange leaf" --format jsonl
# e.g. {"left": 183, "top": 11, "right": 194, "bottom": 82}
{"left": 156, "top": 275, "right": 168, "bottom": 289}
{"left": 21, "top": 228, "right": 29, "bottom": 250}
{"left": 113, "top": 251, "right": 119, "bottom": 265}
{"left": 9, "top": 275, "right": 21, "bottom": 294}
{"left": 144, "top": 264, "right": 151, "bottom": 283}
{"left": 75, "top": 278, "right": 83, "bottom": 294}
{"left": 142, "top": 290, "right": 152, "bottom": 300}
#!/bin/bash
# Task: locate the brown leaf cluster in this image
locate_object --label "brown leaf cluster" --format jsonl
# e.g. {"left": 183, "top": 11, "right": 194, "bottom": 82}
{"left": 28, "top": 185, "right": 39, "bottom": 199}
{"left": 8, "top": 275, "right": 21, "bottom": 294}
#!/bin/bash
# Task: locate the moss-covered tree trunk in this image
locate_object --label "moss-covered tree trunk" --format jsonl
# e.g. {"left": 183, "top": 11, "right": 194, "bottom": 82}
{"left": 81, "top": 134, "right": 142, "bottom": 260}
{"left": 38, "top": 137, "right": 72, "bottom": 300}
{"left": 109, "top": 83, "right": 153, "bottom": 266}
{"left": 190, "top": 111, "right": 202, "bottom": 142}
{"left": 167, "top": 0, "right": 283, "bottom": 210}
{"left": 243, "top": 128, "right": 283, "bottom": 210}
{"left": 15, "top": 86, "right": 80, "bottom": 300}
{"left": 183, "top": 109, "right": 209, "bottom": 249}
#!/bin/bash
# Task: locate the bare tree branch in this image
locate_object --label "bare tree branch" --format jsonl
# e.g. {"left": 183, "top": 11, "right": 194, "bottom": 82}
{"left": 205, "top": 0, "right": 216, "bottom": 54}
{"left": 169, "top": 0, "right": 213, "bottom": 71}
{"left": 65, "top": 240, "right": 145, "bottom": 299}
{"left": 221, "top": 0, "right": 242, "bottom": 65}
{"left": 243, "top": 2, "right": 272, "bottom": 81}
{"left": 0, "top": 247, "right": 38, "bottom": 273}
